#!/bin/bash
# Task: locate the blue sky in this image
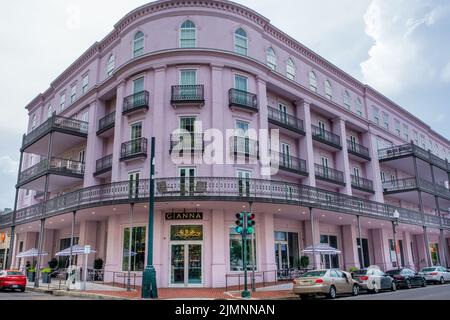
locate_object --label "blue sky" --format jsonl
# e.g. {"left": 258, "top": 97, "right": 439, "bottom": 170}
{"left": 0, "top": 0, "right": 449, "bottom": 210}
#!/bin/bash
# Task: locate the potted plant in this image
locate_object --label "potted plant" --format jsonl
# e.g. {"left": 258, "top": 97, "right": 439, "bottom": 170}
{"left": 300, "top": 256, "right": 309, "bottom": 269}
{"left": 41, "top": 267, "right": 52, "bottom": 284}
{"left": 48, "top": 258, "right": 58, "bottom": 271}
{"left": 26, "top": 266, "right": 36, "bottom": 282}
{"left": 348, "top": 266, "right": 359, "bottom": 274}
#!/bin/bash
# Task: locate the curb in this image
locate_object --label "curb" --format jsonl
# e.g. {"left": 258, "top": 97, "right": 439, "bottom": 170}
{"left": 26, "top": 286, "right": 134, "bottom": 300}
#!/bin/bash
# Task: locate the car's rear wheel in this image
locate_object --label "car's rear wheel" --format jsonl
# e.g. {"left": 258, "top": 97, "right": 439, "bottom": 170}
{"left": 421, "top": 279, "right": 427, "bottom": 287}
{"left": 405, "top": 279, "right": 411, "bottom": 289}
{"left": 327, "top": 286, "right": 336, "bottom": 299}
{"left": 20, "top": 287, "right": 25, "bottom": 293}
{"left": 391, "top": 281, "right": 397, "bottom": 291}
{"left": 299, "top": 294, "right": 309, "bottom": 300}
{"left": 352, "top": 285, "right": 359, "bottom": 296}
{"left": 371, "top": 285, "right": 379, "bottom": 294}
{"left": 440, "top": 277, "right": 445, "bottom": 285}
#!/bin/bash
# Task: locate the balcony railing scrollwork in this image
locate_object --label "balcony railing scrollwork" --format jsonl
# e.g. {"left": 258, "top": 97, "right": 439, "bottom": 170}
{"left": 169, "top": 133, "right": 205, "bottom": 155}
{"left": 347, "top": 140, "right": 370, "bottom": 160}
{"left": 351, "top": 175, "right": 374, "bottom": 193}
{"left": 97, "top": 112, "right": 116, "bottom": 135}
{"left": 123, "top": 91, "right": 150, "bottom": 115}
{"left": 120, "top": 138, "right": 148, "bottom": 161}
{"left": 311, "top": 125, "right": 341, "bottom": 149}
{"left": 314, "top": 164, "right": 345, "bottom": 186}
{"left": 171, "top": 85, "right": 205, "bottom": 106}
{"left": 228, "top": 88, "right": 258, "bottom": 113}
{"left": 267, "top": 106, "right": 305, "bottom": 135}
{"left": 271, "top": 152, "right": 308, "bottom": 176}
{"left": 94, "top": 154, "right": 113, "bottom": 176}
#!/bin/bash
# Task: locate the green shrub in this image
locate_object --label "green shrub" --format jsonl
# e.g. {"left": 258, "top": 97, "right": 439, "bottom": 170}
{"left": 348, "top": 266, "right": 359, "bottom": 273}
{"left": 93, "top": 258, "right": 104, "bottom": 270}
{"left": 300, "top": 256, "right": 309, "bottom": 268}
{"left": 41, "top": 267, "right": 52, "bottom": 273}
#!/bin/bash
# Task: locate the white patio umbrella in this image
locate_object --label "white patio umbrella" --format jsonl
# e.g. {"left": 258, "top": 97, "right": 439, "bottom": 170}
{"left": 302, "top": 244, "right": 341, "bottom": 255}
{"left": 16, "top": 248, "right": 49, "bottom": 258}
{"left": 55, "top": 244, "right": 96, "bottom": 256}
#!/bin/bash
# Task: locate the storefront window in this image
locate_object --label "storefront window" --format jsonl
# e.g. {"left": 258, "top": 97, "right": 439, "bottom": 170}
{"left": 122, "top": 226, "right": 146, "bottom": 271}
{"left": 59, "top": 237, "right": 79, "bottom": 268}
{"left": 320, "top": 235, "right": 339, "bottom": 268}
{"left": 229, "top": 227, "right": 256, "bottom": 271}
{"left": 274, "top": 231, "right": 299, "bottom": 270}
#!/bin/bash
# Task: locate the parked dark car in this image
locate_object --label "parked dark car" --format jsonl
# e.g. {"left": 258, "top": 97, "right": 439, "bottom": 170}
{"left": 386, "top": 268, "right": 426, "bottom": 289}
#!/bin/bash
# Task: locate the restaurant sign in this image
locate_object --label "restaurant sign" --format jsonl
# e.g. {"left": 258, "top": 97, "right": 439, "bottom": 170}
{"left": 165, "top": 211, "right": 203, "bottom": 220}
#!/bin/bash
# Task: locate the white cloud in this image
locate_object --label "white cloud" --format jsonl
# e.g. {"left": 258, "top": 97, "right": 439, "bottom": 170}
{"left": 361, "top": 0, "right": 450, "bottom": 95}
{"left": 0, "top": 155, "right": 18, "bottom": 175}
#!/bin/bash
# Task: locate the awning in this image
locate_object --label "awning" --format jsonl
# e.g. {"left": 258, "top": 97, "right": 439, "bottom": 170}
{"left": 55, "top": 245, "right": 96, "bottom": 256}
{"left": 302, "top": 244, "right": 341, "bottom": 255}
{"left": 16, "top": 248, "right": 49, "bottom": 258}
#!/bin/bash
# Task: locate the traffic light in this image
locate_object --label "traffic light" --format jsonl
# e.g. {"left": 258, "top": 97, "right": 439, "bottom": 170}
{"left": 246, "top": 212, "right": 256, "bottom": 234}
{"left": 235, "top": 212, "right": 245, "bottom": 234}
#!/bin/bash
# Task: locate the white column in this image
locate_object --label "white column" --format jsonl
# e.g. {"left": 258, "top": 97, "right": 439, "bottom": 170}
{"left": 262, "top": 212, "right": 277, "bottom": 282}
{"left": 211, "top": 64, "right": 225, "bottom": 177}
{"left": 333, "top": 118, "right": 352, "bottom": 195}
{"left": 297, "top": 100, "right": 316, "bottom": 187}
{"left": 83, "top": 100, "right": 103, "bottom": 187}
{"left": 111, "top": 81, "right": 126, "bottom": 182}
{"left": 152, "top": 66, "right": 166, "bottom": 177}
{"left": 211, "top": 209, "right": 226, "bottom": 288}
{"left": 364, "top": 130, "right": 384, "bottom": 202}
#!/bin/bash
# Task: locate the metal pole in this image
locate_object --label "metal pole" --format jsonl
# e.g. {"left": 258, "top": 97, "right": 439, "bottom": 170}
{"left": 142, "top": 137, "right": 158, "bottom": 299}
{"left": 357, "top": 215, "right": 365, "bottom": 269}
{"left": 241, "top": 211, "right": 250, "bottom": 299}
{"left": 249, "top": 202, "right": 256, "bottom": 292}
{"left": 423, "top": 226, "right": 432, "bottom": 266}
{"left": 392, "top": 221, "right": 400, "bottom": 268}
{"left": 67, "top": 210, "right": 76, "bottom": 291}
{"left": 439, "top": 228, "right": 448, "bottom": 268}
{"left": 34, "top": 218, "right": 45, "bottom": 288}
{"left": 127, "top": 203, "right": 134, "bottom": 292}
{"left": 309, "top": 207, "right": 317, "bottom": 270}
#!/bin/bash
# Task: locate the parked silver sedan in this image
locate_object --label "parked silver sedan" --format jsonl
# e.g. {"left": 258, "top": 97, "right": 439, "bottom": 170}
{"left": 419, "top": 266, "right": 450, "bottom": 284}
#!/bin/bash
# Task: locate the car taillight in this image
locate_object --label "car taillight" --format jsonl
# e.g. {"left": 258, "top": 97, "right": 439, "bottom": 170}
{"left": 315, "top": 279, "right": 324, "bottom": 284}
{"left": 292, "top": 280, "right": 297, "bottom": 284}
{"left": 360, "top": 276, "right": 369, "bottom": 281}
{"left": 430, "top": 272, "right": 438, "bottom": 275}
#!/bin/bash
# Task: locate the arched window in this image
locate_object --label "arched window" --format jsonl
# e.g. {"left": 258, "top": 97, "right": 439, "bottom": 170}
{"left": 287, "top": 58, "right": 295, "bottom": 80}
{"left": 107, "top": 55, "right": 115, "bottom": 76}
{"left": 343, "top": 90, "right": 351, "bottom": 109}
{"left": 324, "top": 80, "right": 332, "bottom": 100}
{"left": 309, "top": 71, "right": 317, "bottom": 92}
{"left": 180, "top": 20, "right": 196, "bottom": 48}
{"left": 355, "top": 98, "right": 362, "bottom": 116}
{"left": 133, "top": 31, "right": 144, "bottom": 58}
{"left": 267, "top": 47, "right": 276, "bottom": 70}
{"left": 234, "top": 28, "right": 248, "bottom": 55}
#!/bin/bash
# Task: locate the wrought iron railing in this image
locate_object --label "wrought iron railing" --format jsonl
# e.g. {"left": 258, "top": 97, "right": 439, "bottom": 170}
{"left": 97, "top": 112, "right": 115, "bottom": 134}
{"left": 169, "top": 133, "right": 204, "bottom": 154}
{"left": 22, "top": 114, "right": 88, "bottom": 149}
{"left": 311, "top": 125, "right": 341, "bottom": 149}
{"left": 228, "top": 88, "right": 258, "bottom": 112}
{"left": 378, "top": 143, "right": 449, "bottom": 171}
{"left": 315, "top": 164, "right": 345, "bottom": 185}
{"left": 120, "top": 138, "right": 148, "bottom": 160}
{"left": 347, "top": 140, "right": 370, "bottom": 159}
{"left": 123, "top": 91, "right": 150, "bottom": 114}
{"left": 267, "top": 106, "right": 304, "bottom": 134}
{"left": 383, "top": 177, "right": 450, "bottom": 199}
{"left": 351, "top": 175, "right": 374, "bottom": 192}
{"left": 171, "top": 85, "right": 205, "bottom": 104}
{"left": 4, "top": 177, "right": 450, "bottom": 229}
{"left": 18, "top": 157, "right": 85, "bottom": 186}
{"left": 95, "top": 154, "right": 113, "bottom": 175}
{"left": 230, "top": 136, "right": 258, "bottom": 158}
{"left": 271, "top": 152, "right": 308, "bottom": 176}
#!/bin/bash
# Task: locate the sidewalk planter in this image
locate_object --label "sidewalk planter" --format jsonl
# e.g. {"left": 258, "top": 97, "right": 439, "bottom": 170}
{"left": 42, "top": 272, "right": 51, "bottom": 284}
{"left": 26, "top": 271, "right": 36, "bottom": 282}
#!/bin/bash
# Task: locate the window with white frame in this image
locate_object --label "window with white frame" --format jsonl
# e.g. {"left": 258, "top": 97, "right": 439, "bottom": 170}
{"left": 107, "top": 54, "right": 115, "bottom": 76}
{"left": 309, "top": 71, "right": 317, "bottom": 92}
{"left": 403, "top": 124, "right": 409, "bottom": 141}
{"left": 420, "top": 135, "right": 426, "bottom": 149}
{"left": 382, "top": 113, "right": 389, "bottom": 130}
{"left": 372, "top": 106, "right": 379, "bottom": 125}
{"left": 355, "top": 98, "right": 362, "bottom": 116}
{"left": 324, "top": 80, "right": 332, "bottom": 100}
{"left": 343, "top": 91, "right": 350, "bottom": 109}
{"left": 60, "top": 93, "right": 66, "bottom": 110}
{"left": 180, "top": 20, "right": 196, "bottom": 48}
{"left": 31, "top": 114, "right": 37, "bottom": 130}
{"left": 47, "top": 104, "right": 52, "bottom": 118}
{"left": 413, "top": 131, "right": 418, "bottom": 145}
{"left": 70, "top": 85, "right": 77, "bottom": 103}
{"left": 286, "top": 58, "right": 295, "bottom": 80}
{"left": 266, "top": 47, "right": 277, "bottom": 70}
{"left": 82, "top": 74, "right": 89, "bottom": 94}
{"left": 133, "top": 31, "right": 145, "bottom": 58}
{"left": 234, "top": 28, "right": 248, "bottom": 55}
{"left": 395, "top": 119, "right": 400, "bottom": 136}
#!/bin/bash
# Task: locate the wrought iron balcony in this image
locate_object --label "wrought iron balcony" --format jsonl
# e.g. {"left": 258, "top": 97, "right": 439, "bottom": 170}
{"left": 97, "top": 112, "right": 115, "bottom": 135}
{"left": 311, "top": 125, "right": 342, "bottom": 149}
{"left": 351, "top": 175, "right": 374, "bottom": 193}
{"left": 94, "top": 154, "right": 113, "bottom": 177}
{"left": 7, "top": 176, "right": 449, "bottom": 230}
{"left": 315, "top": 164, "right": 345, "bottom": 186}
{"left": 347, "top": 140, "right": 371, "bottom": 160}
{"left": 271, "top": 152, "right": 308, "bottom": 176}
{"left": 383, "top": 177, "right": 450, "bottom": 199}
{"left": 379, "top": 143, "right": 449, "bottom": 172}
{"left": 230, "top": 136, "right": 258, "bottom": 158}
{"left": 267, "top": 106, "right": 305, "bottom": 135}
{"left": 120, "top": 138, "right": 148, "bottom": 161}
{"left": 171, "top": 85, "right": 205, "bottom": 106}
{"left": 228, "top": 88, "right": 258, "bottom": 113}
{"left": 123, "top": 91, "right": 150, "bottom": 115}
{"left": 17, "top": 157, "right": 85, "bottom": 187}
{"left": 22, "top": 114, "right": 88, "bottom": 151}
{"left": 169, "top": 133, "right": 204, "bottom": 155}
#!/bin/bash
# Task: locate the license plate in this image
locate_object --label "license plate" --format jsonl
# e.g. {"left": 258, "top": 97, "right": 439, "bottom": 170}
{"left": 11, "top": 285, "right": 19, "bottom": 288}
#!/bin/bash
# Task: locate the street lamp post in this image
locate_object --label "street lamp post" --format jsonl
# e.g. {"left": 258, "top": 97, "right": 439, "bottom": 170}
{"left": 392, "top": 210, "right": 400, "bottom": 268}
{"left": 142, "top": 137, "right": 158, "bottom": 299}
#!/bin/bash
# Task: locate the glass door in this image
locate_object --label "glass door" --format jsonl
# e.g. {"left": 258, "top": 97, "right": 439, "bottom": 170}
{"left": 170, "top": 243, "right": 202, "bottom": 287}
{"left": 237, "top": 170, "right": 251, "bottom": 197}
{"left": 318, "top": 121, "right": 326, "bottom": 139}
{"left": 281, "top": 143, "right": 291, "bottom": 169}
{"left": 180, "top": 70, "right": 197, "bottom": 98}
{"left": 321, "top": 156, "right": 329, "bottom": 179}
{"left": 179, "top": 117, "right": 196, "bottom": 150}
{"left": 128, "top": 172, "right": 140, "bottom": 198}
{"left": 279, "top": 103, "right": 288, "bottom": 125}
{"left": 130, "top": 122, "right": 142, "bottom": 154}
{"left": 170, "top": 244, "right": 185, "bottom": 285}
{"left": 188, "top": 244, "right": 202, "bottom": 285}
{"left": 179, "top": 168, "right": 195, "bottom": 196}
{"left": 235, "top": 120, "right": 249, "bottom": 155}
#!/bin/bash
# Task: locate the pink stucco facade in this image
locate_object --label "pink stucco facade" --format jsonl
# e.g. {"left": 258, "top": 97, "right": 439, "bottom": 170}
{"left": 1, "top": 0, "right": 450, "bottom": 288}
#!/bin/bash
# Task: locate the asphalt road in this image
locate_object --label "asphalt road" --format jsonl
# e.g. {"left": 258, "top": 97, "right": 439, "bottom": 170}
{"left": 341, "top": 283, "right": 450, "bottom": 300}
{"left": 0, "top": 290, "right": 89, "bottom": 300}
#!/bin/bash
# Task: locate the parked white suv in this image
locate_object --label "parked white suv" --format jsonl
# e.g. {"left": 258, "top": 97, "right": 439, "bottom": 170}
{"left": 419, "top": 266, "right": 450, "bottom": 284}
{"left": 351, "top": 265, "right": 396, "bottom": 293}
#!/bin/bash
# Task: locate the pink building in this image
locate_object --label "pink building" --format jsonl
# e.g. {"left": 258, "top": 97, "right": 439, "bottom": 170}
{"left": 1, "top": 0, "right": 450, "bottom": 289}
